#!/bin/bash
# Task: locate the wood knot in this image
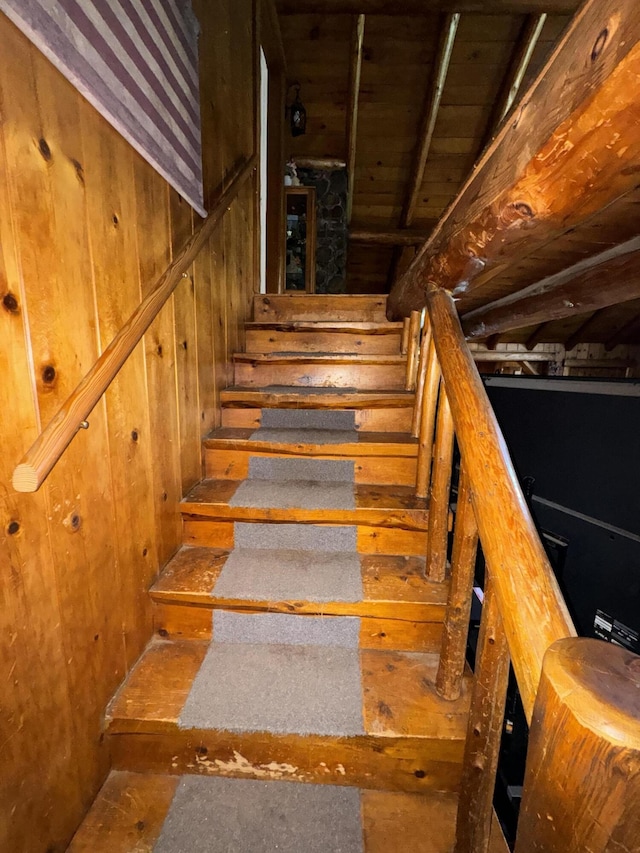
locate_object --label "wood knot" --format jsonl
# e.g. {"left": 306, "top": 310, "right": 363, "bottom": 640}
{"left": 131, "top": 429, "right": 139, "bottom": 442}
{"left": 414, "top": 769, "right": 426, "bottom": 779}
{"left": 112, "top": 213, "right": 119, "bottom": 226}
{"left": 591, "top": 28, "right": 609, "bottom": 62}
{"left": 2, "top": 292, "right": 19, "bottom": 313}
{"left": 42, "top": 364, "right": 56, "bottom": 384}
{"left": 38, "top": 138, "right": 51, "bottom": 161}
{"left": 7, "top": 520, "right": 20, "bottom": 536}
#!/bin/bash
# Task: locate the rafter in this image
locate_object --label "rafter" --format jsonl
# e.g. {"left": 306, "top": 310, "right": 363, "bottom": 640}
{"left": 462, "top": 237, "right": 640, "bottom": 340}
{"left": 350, "top": 228, "right": 433, "bottom": 246}
{"left": 604, "top": 311, "right": 640, "bottom": 351}
{"left": 401, "top": 13, "right": 460, "bottom": 229}
{"left": 563, "top": 308, "right": 606, "bottom": 351}
{"left": 480, "top": 13, "right": 547, "bottom": 151}
{"left": 524, "top": 322, "right": 550, "bottom": 350}
{"left": 277, "top": 1, "right": 579, "bottom": 14}
{"left": 387, "top": 0, "right": 640, "bottom": 320}
{"left": 346, "top": 14, "right": 365, "bottom": 224}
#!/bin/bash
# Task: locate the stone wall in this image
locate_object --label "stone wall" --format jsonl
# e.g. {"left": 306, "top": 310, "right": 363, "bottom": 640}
{"left": 297, "top": 166, "right": 348, "bottom": 293}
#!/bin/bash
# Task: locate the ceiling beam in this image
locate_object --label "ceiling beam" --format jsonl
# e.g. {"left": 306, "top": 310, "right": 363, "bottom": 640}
{"left": 346, "top": 14, "right": 365, "bottom": 224}
{"left": 563, "top": 308, "right": 606, "bottom": 351}
{"left": 480, "top": 13, "right": 547, "bottom": 151}
{"left": 349, "top": 227, "right": 434, "bottom": 246}
{"left": 524, "top": 322, "right": 550, "bottom": 350}
{"left": 462, "top": 237, "right": 640, "bottom": 340}
{"left": 401, "top": 13, "right": 460, "bottom": 229}
{"left": 276, "top": 1, "right": 579, "bottom": 14}
{"left": 387, "top": 0, "right": 640, "bottom": 320}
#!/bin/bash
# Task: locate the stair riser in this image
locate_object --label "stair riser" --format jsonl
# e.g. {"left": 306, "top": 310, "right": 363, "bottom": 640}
{"left": 254, "top": 294, "right": 389, "bottom": 323}
{"left": 234, "top": 362, "right": 406, "bottom": 390}
{"left": 182, "top": 519, "right": 428, "bottom": 557}
{"left": 221, "top": 407, "right": 414, "bottom": 432}
{"left": 152, "top": 602, "right": 444, "bottom": 652}
{"left": 108, "top": 731, "right": 464, "bottom": 794}
{"left": 204, "top": 449, "right": 417, "bottom": 486}
{"left": 246, "top": 329, "right": 402, "bottom": 354}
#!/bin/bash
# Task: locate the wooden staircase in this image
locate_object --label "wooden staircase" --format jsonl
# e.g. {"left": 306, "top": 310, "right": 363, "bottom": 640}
{"left": 69, "top": 294, "right": 508, "bottom": 852}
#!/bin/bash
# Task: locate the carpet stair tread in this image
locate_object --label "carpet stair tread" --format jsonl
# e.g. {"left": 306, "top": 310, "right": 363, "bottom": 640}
{"left": 181, "top": 478, "right": 429, "bottom": 528}
{"left": 68, "top": 771, "right": 509, "bottom": 853}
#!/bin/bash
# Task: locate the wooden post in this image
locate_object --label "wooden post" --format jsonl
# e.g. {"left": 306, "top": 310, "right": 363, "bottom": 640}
{"left": 401, "top": 316, "right": 411, "bottom": 355}
{"left": 515, "top": 638, "right": 640, "bottom": 853}
{"left": 404, "top": 309, "right": 422, "bottom": 391}
{"left": 425, "top": 382, "right": 455, "bottom": 582}
{"left": 415, "top": 337, "right": 440, "bottom": 498}
{"left": 411, "top": 315, "right": 432, "bottom": 437}
{"left": 456, "top": 575, "right": 510, "bottom": 853}
{"left": 436, "top": 463, "right": 478, "bottom": 700}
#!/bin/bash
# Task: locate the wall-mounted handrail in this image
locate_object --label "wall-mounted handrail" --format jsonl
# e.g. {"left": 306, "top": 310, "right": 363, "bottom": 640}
{"left": 13, "top": 155, "right": 257, "bottom": 494}
{"left": 424, "top": 283, "right": 576, "bottom": 722}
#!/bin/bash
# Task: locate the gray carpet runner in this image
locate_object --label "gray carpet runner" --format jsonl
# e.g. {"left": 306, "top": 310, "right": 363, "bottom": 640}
{"left": 229, "top": 457, "right": 356, "bottom": 510}
{"left": 154, "top": 776, "right": 364, "bottom": 853}
{"left": 261, "top": 408, "right": 357, "bottom": 430}
{"left": 178, "top": 612, "right": 364, "bottom": 736}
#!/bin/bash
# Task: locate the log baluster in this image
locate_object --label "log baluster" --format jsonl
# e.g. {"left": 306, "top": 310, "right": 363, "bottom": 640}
{"left": 425, "top": 381, "right": 455, "bottom": 581}
{"left": 404, "top": 309, "right": 422, "bottom": 390}
{"left": 455, "top": 574, "right": 510, "bottom": 853}
{"left": 411, "top": 314, "right": 432, "bottom": 437}
{"left": 435, "top": 462, "right": 478, "bottom": 699}
{"left": 415, "top": 337, "right": 440, "bottom": 498}
{"left": 401, "top": 316, "right": 411, "bottom": 355}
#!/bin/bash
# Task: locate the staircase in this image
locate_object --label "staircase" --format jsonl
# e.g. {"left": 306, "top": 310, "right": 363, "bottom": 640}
{"left": 69, "top": 295, "right": 508, "bottom": 852}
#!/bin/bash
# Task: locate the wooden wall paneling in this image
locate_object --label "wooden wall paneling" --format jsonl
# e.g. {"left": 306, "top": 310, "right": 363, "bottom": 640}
{"left": 78, "top": 98, "right": 158, "bottom": 668}
{"left": 1, "top": 21, "right": 122, "bottom": 822}
{"left": 133, "top": 162, "right": 182, "bottom": 568}
{"left": 170, "top": 190, "right": 201, "bottom": 491}
{"left": 0, "top": 68, "right": 82, "bottom": 852}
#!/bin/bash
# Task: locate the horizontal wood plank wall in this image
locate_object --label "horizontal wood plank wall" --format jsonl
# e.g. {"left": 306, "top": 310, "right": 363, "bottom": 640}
{"left": 0, "top": 0, "right": 257, "bottom": 850}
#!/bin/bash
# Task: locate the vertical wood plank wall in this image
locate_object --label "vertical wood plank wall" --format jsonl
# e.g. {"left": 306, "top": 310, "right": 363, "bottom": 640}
{"left": 0, "top": 2, "right": 257, "bottom": 850}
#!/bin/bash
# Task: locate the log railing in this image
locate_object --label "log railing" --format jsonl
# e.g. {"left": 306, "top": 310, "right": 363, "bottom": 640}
{"left": 12, "top": 155, "right": 257, "bottom": 494}
{"left": 411, "top": 283, "right": 640, "bottom": 851}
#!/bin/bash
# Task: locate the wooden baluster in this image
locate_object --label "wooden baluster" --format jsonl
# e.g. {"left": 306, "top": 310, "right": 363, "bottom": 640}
{"left": 411, "top": 315, "right": 432, "bottom": 438}
{"left": 404, "top": 309, "right": 422, "bottom": 391}
{"left": 436, "top": 463, "right": 478, "bottom": 699}
{"left": 455, "top": 574, "right": 510, "bottom": 853}
{"left": 515, "top": 638, "right": 640, "bottom": 853}
{"left": 401, "top": 315, "right": 411, "bottom": 355}
{"left": 425, "top": 382, "right": 455, "bottom": 581}
{"left": 415, "top": 337, "right": 440, "bottom": 498}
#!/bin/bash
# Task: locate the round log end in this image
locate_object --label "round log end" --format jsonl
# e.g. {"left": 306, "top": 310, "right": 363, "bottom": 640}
{"left": 12, "top": 463, "right": 39, "bottom": 493}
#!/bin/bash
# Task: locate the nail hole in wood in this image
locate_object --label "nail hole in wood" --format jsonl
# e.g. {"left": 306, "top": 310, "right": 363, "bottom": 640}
{"left": 157, "top": 344, "right": 163, "bottom": 356}
{"left": 7, "top": 521, "right": 20, "bottom": 535}
{"left": 591, "top": 28, "right": 609, "bottom": 62}
{"left": 42, "top": 365, "right": 56, "bottom": 384}
{"left": 414, "top": 769, "right": 425, "bottom": 779}
{"left": 71, "top": 514, "right": 81, "bottom": 530}
{"left": 142, "top": 548, "right": 148, "bottom": 556}
{"left": 2, "top": 293, "right": 19, "bottom": 313}
{"left": 195, "top": 745, "right": 208, "bottom": 757}
{"left": 112, "top": 214, "right": 119, "bottom": 225}
{"left": 131, "top": 429, "right": 139, "bottom": 442}
{"left": 136, "top": 821, "right": 145, "bottom": 831}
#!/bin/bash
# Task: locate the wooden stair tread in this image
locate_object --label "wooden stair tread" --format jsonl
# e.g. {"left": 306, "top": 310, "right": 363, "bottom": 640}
{"left": 204, "top": 427, "right": 418, "bottom": 456}
{"left": 68, "top": 770, "right": 509, "bottom": 853}
{"left": 106, "top": 638, "right": 469, "bottom": 741}
{"left": 151, "top": 547, "right": 447, "bottom": 620}
{"left": 181, "top": 479, "right": 428, "bottom": 528}
{"left": 234, "top": 351, "right": 406, "bottom": 364}
{"left": 221, "top": 387, "right": 414, "bottom": 408}
{"left": 245, "top": 320, "right": 402, "bottom": 333}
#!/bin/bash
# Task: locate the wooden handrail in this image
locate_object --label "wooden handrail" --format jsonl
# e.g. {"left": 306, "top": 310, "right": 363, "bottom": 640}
{"left": 425, "top": 284, "right": 575, "bottom": 721}
{"left": 13, "top": 155, "right": 257, "bottom": 493}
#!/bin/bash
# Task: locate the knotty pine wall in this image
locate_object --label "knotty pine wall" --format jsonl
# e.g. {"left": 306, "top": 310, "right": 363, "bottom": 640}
{"left": 0, "top": 2, "right": 256, "bottom": 851}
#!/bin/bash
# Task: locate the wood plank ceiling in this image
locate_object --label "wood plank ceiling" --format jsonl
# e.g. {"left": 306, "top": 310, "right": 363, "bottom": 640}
{"left": 277, "top": 1, "right": 640, "bottom": 346}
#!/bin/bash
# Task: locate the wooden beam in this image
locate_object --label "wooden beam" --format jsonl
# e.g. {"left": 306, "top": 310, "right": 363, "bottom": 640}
{"left": 293, "top": 156, "right": 347, "bottom": 170}
{"left": 387, "top": 0, "right": 640, "bottom": 320}
{"left": 261, "top": 0, "right": 287, "bottom": 73}
{"left": 462, "top": 237, "right": 640, "bottom": 340}
{"left": 525, "top": 322, "right": 550, "bottom": 350}
{"left": 481, "top": 13, "right": 547, "bottom": 150}
{"left": 346, "top": 14, "right": 365, "bottom": 225}
{"left": 563, "top": 308, "right": 606, "bottom": 351}
{"left": 471, "top": 350, "right": 553, "bottom": 362}
{"left": 277, "top": 1, "right": 580, "bottom": 14}
{"left": 349, "top": 227, "right": 433, "bottom": 246}
{"left": 401, "top": 13, "right": 460, "bottom": 228}
{"left": 486, "top": 334, "right": 501, "bottom": 351}
{"left": 604, "top": 311, "right": 640, "bottom": 350}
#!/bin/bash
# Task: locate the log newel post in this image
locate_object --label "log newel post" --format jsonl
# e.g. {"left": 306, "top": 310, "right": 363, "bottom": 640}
{"left": 425, "top": 381, "right": 454, "bottom": 582}
{"left": 435, "top": 462, "right": 478, "bottom": 700}
{"left": 514, "top": 638, "right": 640, "bottom": 853}
{"left": 455, "top": 574, "right": 510, "bottom": 853}
{"left": 415, "top": 337, "right": 440, "bottom": 498}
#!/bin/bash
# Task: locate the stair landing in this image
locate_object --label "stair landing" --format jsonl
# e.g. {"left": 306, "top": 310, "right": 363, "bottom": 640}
{"left": 68, "top": 771, "right": 510, "bottom": 852}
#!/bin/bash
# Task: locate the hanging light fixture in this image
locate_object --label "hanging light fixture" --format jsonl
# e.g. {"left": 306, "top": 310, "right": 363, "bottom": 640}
{"left": 288, "top": 83, "right": 307, "bottom": 137}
